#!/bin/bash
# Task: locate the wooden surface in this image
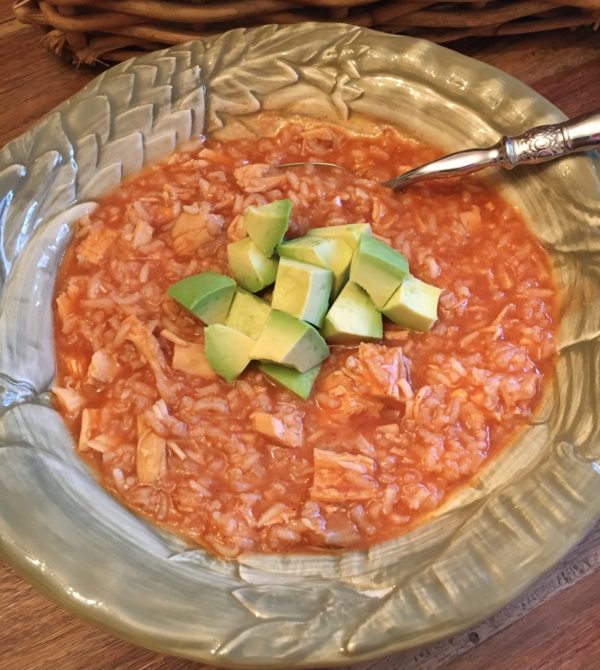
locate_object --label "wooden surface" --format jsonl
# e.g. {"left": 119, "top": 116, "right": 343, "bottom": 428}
{"left": 1, "top": 10, "right": 600, "bottom": 670}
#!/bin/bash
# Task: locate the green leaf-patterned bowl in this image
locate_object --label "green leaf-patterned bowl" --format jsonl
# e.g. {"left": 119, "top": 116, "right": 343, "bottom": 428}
{"left": 1, "top": 23, "right": 599, "bottom": 668}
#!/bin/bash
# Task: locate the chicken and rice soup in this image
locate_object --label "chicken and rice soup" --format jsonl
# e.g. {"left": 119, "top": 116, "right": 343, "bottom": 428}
{"left": 53, "top": 116, "right": 557, "bottom": 557}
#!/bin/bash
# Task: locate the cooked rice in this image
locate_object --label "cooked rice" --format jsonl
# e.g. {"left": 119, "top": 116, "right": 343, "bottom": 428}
{"left": 52, "top": 115, "right": 557, "bottom": 557}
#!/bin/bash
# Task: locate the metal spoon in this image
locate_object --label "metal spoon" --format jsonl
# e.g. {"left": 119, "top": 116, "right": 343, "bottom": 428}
{"left": 274, "top": 110, "right": 600, "bottom": 192}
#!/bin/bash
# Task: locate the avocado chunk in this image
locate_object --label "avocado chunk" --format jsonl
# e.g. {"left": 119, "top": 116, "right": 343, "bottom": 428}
{"left": 168, "top": 272, "right": 236, "bottom": 325}
{"left": 243, "top": 199, "right": 292, "bottom": 256}
{"left": 307, "top": 223, "right": 372, "bottom": 252}
{"left": 350, "top": 235, "right": 409, "bottom": 308}
{"left": 277, "top": 236, "right": 353, "bottom": 296}
{"left": 204, "top": 324, "right": 254, "bottom": 383}
{"left": 322, "top": 281, "right": 383, "bottom": 344}
{"left": 271, "top": 258, "right": 333, "bottom": 327}
{"left": 383, "top": 275, "right": 442, "bottom": 331}
{"left": 250, "top": 309, "right": 329, "bottom": 373}
{"left": 226, "top": 289, "right": 271, "bottom": 340}
{"left": 227, "top": 237, "right": 278, "bottom": 292}
{"left": 258, "top": 362, "right": 321, "bottom": 400}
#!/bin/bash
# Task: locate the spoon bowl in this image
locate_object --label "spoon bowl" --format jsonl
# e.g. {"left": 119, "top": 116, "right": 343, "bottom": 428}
{"left": 274, "top": 110, "right": 600, "bottom": 192}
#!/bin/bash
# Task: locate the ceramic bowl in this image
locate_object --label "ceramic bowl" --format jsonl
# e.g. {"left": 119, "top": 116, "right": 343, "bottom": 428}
{"left": 1, "top": 23, "right": 599, "bottom": 668}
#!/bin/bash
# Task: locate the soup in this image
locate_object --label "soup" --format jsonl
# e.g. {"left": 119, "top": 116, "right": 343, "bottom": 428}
{"left": 52, "top": 115, "right": 557, "bottom": 557}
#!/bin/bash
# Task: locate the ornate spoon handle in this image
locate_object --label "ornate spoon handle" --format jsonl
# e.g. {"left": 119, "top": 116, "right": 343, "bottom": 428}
{"left": 383, "top": 110, "right": 600, "bottom": 191}
{"left": 501, "top": 110, "right": 600, "bottom": 165}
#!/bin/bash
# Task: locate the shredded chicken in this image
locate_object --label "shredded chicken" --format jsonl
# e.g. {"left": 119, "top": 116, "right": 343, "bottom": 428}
{"left": 78, "top": 408, "right": 100, "bottom": 451}
{"left": 227, "top": 213, "right": 246, "bottom": 242}
{"left": 132, "top": 219, "right": 153, "bottom": 248}
{"left": 301, "top": 126, "right": 335, "bottom": 142}
{"left": 349, "top": 343, "right": 410, "bottom": 401}
{"left": 52, "top": 387, "right": 85, "bottom": 416}
{"left": 87, "top": 349, "right": 119, "bottom": 383}
{"left": 123, "top": 315, "right": 177, "bottom": 403}
{"left": 124, "top": 316, "right": 165, "bottom": 369}
{"left": 319, "top": 343, "right": 411, "bottom": 419}
{"left": 460, "top": 205, "right": 482, "bottom": 233}
{"left": 172, "top": 342, "right": 217, "bottom": 380}
{"left": 251, "top": 411, "right": 303, "bottom": 448}
{"left": 300, "top": 501, "right": 361, "bottom": 548}
{"left": 55, "top": 293, "right": 73, "bottom": 321}
{"left": 159, "top": 329, "right": 189, "bottom": 346}
{"left": 75, "top": 227, "right": 117, "bottom": 265}
{"left": 301, "top": 126, "right": 337, "bottom": 156}
{"left": 166, "top": 440, "right": 187, "bottom": 460}
{"left": 171, "top": 211, "right": 212, "bottom": 255}
{"left": 257, "top": 502, "right": 295, "bottom": 528}
{"left": 321, "top": 511, "right": 361, "bottom": 547}
{"left": 234, "top": 163, "right": 286, "bottom": 193}
{"left": 65, "top": 356, "right": 86, "bottom": 380}
{"left": 143, "top": 399, "right": 187, "bottom": 437}
{"left": 136, "top": 415, "right": 167, "bottom": 484}
{"left": 311, "top": 448, "right": 377, "bottom": 502}
{"left": 318, "top": 370, "right": 382, "bottom": 420}
{"left": 86, "top": 434, "right": 119, "bottom": 453}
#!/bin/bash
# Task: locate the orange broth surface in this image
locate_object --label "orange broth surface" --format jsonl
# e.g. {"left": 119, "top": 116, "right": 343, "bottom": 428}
{"left": 53, "top": 116, "right": 557, "bottom": 557}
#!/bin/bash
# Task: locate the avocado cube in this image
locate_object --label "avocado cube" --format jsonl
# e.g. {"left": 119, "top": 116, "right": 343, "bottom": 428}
{"left": 322, "top": 281, "right": 383, "bottom": 344}
{"left": 250, "top": 309, "right": 329, "bottom": 373}
{"left": 383, "top": 275, "right": 442, "bottom": 331}
{"left": 227, "top": 237, "right": 278, "bottom": 292}
{"left": 204, "top": 324, "right": 255, "bottom": 384}
{"left": 258, "top": 362, "right": 321, "bottom": 400}
{"left": 307, "top": 223, "right": 372, "bottom": 252}
{"left": 349, "top": 235, "right": 409, "bottom": 308}
{"left": 226, "top": 289, "right": 271, "bottom": 340}
{"left": 168, "top": 272, "right": 236, "bottom": 325}
{"left": 277, "top": 236, "right": 353, "bottom": 296}
{"left": 243, "top": 199, "right": 292, "bottom": 256}
{"left": 271, "top": 258, "right": 333, "bottom": 327}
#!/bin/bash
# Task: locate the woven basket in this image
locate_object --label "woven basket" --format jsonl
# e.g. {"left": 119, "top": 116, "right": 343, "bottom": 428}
{"left": 13, "top": 0, "right": 600, "bottom": 65}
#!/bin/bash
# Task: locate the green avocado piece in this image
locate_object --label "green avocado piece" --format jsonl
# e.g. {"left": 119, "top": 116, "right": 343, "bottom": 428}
{"left": 349, "top": 235, "right": 409, "bottom": 308}
{"left": 226, "top": 289, "right": 272, "bottom": 340}
{"left": 383, "top": 275, "right": 442, "bottom": 331}
{"left": 322, "top": 281, "right": 383, "bottom": 344}
{"left": 250, "top": 309, "right": 329, "bottom": 373}
{"left": 271, "top": 258, "right": 333, "bottom": 327}
{"left": 307, "top": 223, "right": 372, "bottom": 252}
{"left": 258, "top": 362, "right": 321, "bottom": 400}
{"left": 243, "top": 199, "right": 292, "bottom": 256}
{"left": 204, "top": 324, "right": 255, "bottom": 384}
{"left": 168, "top": 272, "right": 236, "bottom": 324}
{"left": 277, "top": 236, "right": 353, "bottom": 296}
{"left": 227, "top": 237, "right": 278, "bottom": 292}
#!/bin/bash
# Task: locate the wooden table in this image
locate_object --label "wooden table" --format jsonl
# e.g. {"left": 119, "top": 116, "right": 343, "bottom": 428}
{"left": 1, "top": 9, "right": 599, "bottom": 670}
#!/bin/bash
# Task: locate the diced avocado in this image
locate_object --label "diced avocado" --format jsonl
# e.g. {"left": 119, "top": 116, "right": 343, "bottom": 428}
{"left": 243, "top": 199, "right": 292, "bottom": 256}
{"left": 271, "top": 258, "right": 332, "bottom": 327}
{"left": 250, "top": 309, "right": 329, "bottom": 373}
{"left": 226, "top": 289, "right": 271, "bottom": 340}
{"left": 204, "top": 324, "right": 254, "bottom": 384}
{"left": 383, "top": 275, "right": 442, "bottom": 331}
{"left": 277, "top": 236, "right": 353, "bottom": 296}
{"left": 350, "top": 235, "right": 409, "bottom": 308}
{"left": 321, "top": 281, "right": 383, "bottom": 344}
{"left": 227, "top": 237, "right": 278, "bottom": 292}
{"left": 168, "top": 272, "right": 236, "bottom": 324}
{"left": 307, "top": 223, "right": 372, "bottom": 252}
{"left": 258, "top": 362, "right": 321, "bottom": 400}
